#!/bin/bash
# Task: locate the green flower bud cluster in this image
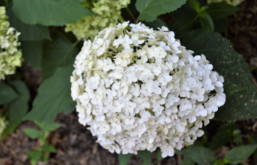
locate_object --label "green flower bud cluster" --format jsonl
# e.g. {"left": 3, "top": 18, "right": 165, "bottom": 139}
{"left": 65, "top": 0, "right": 130, "bottom": 40}
{"left": 207, "top": 0, "right": 244, "bottom": 6}
{"left": 0, "top": 116, "right": 7, "bottom": 136}
{"left": 0, "top": 7, "right": 22, "bottom": 80}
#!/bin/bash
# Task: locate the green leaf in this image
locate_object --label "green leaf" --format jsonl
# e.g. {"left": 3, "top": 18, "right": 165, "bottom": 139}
{"left": 2, "top": 81, "right": 30, "bottom": 138}
{"left": 156, "top": 149, "right": 162, "bottom": 162}
{"left": 144, "top": 18, "right": 167, "bottom": 30}
{"left": 7, "top": 2, "right": 50, "bottom": 41}
{"left": 24, "top": 67, "right": 76, "bottom": 123}
{"left": 232, "top": 129, "right": 241, "bottom": 135}
{"left": 42, "top": 34, "right": 78, "bottom": 79}
{"left": 170, "top": 5, "right": 197, "bottom": 20}
{"left": 0, "top": 82, "right": 18, "bottom": 105}
{"left": 199, "top": 13, "right": 214, "bottom": 31}
{"left": 136, "top": 0, "right": 187, "bottom": 22}
{"left": 23, "top": 128, "right": 41, "bottom": 139}
{"left": 186, "top": 146, "right": 217, "bottom": 164}
{"left": 247, "top": 137, "right": 257, "bottom": 158}
{"left": 26, "top": 150, "right": 42, "bottom": 162}
{"left": 206, "top": 3, "right": 239, "bottom": 20}
{"left": 175, "top": 148, "right": 187, "bottom": 155}
{"left": 40, "top": 122, "right": 64, "bottom": 132}
{"left": 213, "top": 160, "right": 225, "bottom": 165}
{"left": 40, "top": 144, "right": 56, "bottom": 153}
{"left": 118, "top": 154, "right": 131, "bottom": 165}
{"left": 209, "top": 123, "right": 235, "bottom": 150}
{"left": 41, "top": 152, "right": 49, "bottom": 162}
{"left": 209, "top": 131, "right": 231, "bottom": 150}
{"left": 233, "top": 137, "right": 243, "bottom": 145}
{"left": 182, "top": 30, "right": 257, "bottom": 121}
{"left": 200, "top": 5, "right": 209, "bottom": 12}
{"left": 138, "top": 150, "right": 152, "bottom": 165}
{"left": 169, "top": 18, "right": 194, "bottom": 39}
{"left": 224, "top": 81, "right": 247, "bottom": 98}
{"left": 224, "top": 144, "right": 257, "bottom": 164}
{"left": 13, "top": 0, "right": 94, "bottom": 26}
{"left": 187, "top": 0, "right": 200, "bottom": 12}
{"left": 21, "top": 40, "right": 43, "bottom": 69}
{"left": 181, "top": 156, "right": 195, "bottom": 165}
{"left": 219, "top": 123, "right": 236, "bottom": 132}
{"left": 248, "top": 137, "right": 257, "bottom": 144}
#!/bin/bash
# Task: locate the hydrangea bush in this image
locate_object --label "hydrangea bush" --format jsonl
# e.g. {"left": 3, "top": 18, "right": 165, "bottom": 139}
{"left": 71, "top": 22, "right": 226, "bottom": 157}
{"left": 0, "top": 6, "right": 22, "bottom": 80}
{"left": 2, "top": 0, "right": 257, "bottom": 164}
{"left": 65, "top": 0, "right": 130, "bottom": 40}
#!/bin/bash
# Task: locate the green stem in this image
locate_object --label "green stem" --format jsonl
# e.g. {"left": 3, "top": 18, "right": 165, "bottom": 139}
{"left": 194, "top": 13, "right": 200, "bottom": 21}
{"left": 110, "top": 1, "right": 125, "bottom": 23}
{"left": 135, "top": 17, "right": 140, "bottom": 24}
{"left": 125, "top": 7, "right": 136, "bottom": 22}
{"left": 42, "top": 131, "right": 49, "bottom": 143}
{"left": 74, "top": 40, "right": 80, "bottom": 46}
{"left": 4, "top": 0, "right": 8, "bottom": 6}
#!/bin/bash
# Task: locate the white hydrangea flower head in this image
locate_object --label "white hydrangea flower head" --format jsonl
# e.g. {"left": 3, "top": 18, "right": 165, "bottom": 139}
{"left": 0, "top": 116, "right": 7, "bottom": 136}
{"left": 71, "top": 22, "right": 226, "bottom": 157}
{"left": 0, "top": 7, "right": 22, "bottom": 80}
{"left": 207, "top": 0, "right": 244, "bottom": 6}
{"left": 65, "top": 0, "right": 130, "bottom": 40}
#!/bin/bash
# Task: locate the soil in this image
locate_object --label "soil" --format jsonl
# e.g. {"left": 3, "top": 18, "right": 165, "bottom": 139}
{"left": 1, "top": 0, "right": 257, "bottom": 165}
{"left": 0, "top": 112, "right": 176, "bottom": 165}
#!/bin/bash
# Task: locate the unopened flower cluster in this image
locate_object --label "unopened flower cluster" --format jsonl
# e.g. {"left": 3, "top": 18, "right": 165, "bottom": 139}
{"left": 207, "top": 0, "right": 244, "bottom": 6}
{"left": 0, "top": 7, "right": 22, "bottom": 80}
{"left": 65, "top": 0, "right": 130, "bottom": 40}
{"left": 71, "top": 22, "right": 226, "bottom": 157}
